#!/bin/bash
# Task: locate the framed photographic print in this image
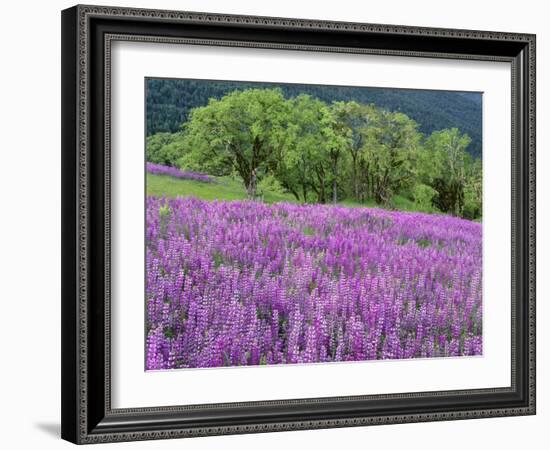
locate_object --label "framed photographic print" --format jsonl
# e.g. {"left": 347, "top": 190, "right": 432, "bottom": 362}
{"left": 61, "top": 4, "right": 536, "bottom": 444}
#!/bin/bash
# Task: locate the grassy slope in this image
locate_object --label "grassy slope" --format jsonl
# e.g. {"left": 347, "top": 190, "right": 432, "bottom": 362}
{"left": 147, "top": 174, "right": 297, "bottom": 204}
{"left": 338, "top": 195, "right": 440, "bottom": 214}
{"left": 147, "top": 173, "right": 444, "bottom": 215}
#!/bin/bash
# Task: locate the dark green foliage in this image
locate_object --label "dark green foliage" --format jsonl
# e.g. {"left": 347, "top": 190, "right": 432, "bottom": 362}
{"left": 412, "top": 184, "right": 438, "bottom": 212}
{"left": 146, "top": 79, "right": 482, "bottom": 157}
{"left": 146, "top": 132, "right": 187, "bottom": 166}
{"left": 422, "top": 128, "right": 476, "bottom": 217}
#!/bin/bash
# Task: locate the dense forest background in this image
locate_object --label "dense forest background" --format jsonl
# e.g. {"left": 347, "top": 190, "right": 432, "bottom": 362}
{"left": 146, "top": 78, "right": 483, "bottom": 158}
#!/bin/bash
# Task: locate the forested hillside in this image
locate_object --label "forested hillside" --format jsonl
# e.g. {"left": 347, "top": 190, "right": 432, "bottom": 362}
{"left": 146, "top": 78, "right": 482, "bottom": 156}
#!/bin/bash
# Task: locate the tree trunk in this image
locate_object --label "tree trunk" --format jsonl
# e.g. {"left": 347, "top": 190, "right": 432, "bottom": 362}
{"left": 331, "top": 150, "right": 339, "bottom": 204}
{"left": 246, "top": 184, "right": 256, "bottom": 200}
{"left": 247, "top": 169, "right": 257, "bottom": 199}
{"left": 319, "top": 180, "right": 326, "bottom": 203}
{"left": 333, "top": 159, "right": 338, "bottom": 204}
{"left": 351, "top": 153, "right": 359, "bottom": 200}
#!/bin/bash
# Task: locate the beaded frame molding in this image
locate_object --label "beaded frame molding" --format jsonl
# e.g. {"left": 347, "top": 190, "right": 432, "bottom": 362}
{"left": 61, "top": 4, "right": 536, "bottom": 444}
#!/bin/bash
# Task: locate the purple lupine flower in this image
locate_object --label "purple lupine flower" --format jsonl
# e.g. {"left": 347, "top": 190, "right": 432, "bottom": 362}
{"left": 145, "top": 196, "right": 482, "bottom": 370}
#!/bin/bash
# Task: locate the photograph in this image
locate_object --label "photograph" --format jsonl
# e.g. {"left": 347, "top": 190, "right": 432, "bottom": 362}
{"left": 144, "top": 78, "right": 484, "bottom": 370}
{"left": 57, "top": 3, "right": 536, "bottom": 444}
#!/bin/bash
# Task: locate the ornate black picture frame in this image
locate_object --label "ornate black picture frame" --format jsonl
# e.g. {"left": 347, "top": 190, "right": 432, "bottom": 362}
{"left": 61, "top": 4, "right": 536, "bottom": 444}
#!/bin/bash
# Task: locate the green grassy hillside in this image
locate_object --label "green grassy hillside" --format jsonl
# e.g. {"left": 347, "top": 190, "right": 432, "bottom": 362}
{"left": 146, "top": 174, "right": 296, "bottom": 204}
{"left": 147, "top": 174, "right": 442, "bottom": 215}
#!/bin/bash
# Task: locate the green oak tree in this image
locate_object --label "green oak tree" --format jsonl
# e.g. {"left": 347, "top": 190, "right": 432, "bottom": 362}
{"left": 360, "top": 110, "right": 422, "bottom": 205}
{"left": 181, "top": 88, "right": 288, "bottom": 199}
{"left": 423, "top": 128, "right": 472, "bottom": 216}
{"left": 274, "top": 96, "right": 349, "bottom": 203}
{"left": 273, "top": 95, "right": 325, "bottom": 203}
{"left": 331, "top": 101, "right": 377, "bottom": 200}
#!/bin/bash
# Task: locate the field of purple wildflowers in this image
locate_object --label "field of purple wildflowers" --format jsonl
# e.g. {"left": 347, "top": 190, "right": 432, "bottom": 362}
{"left": 146, "top": 196, "right": 482, "bottom": 370}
